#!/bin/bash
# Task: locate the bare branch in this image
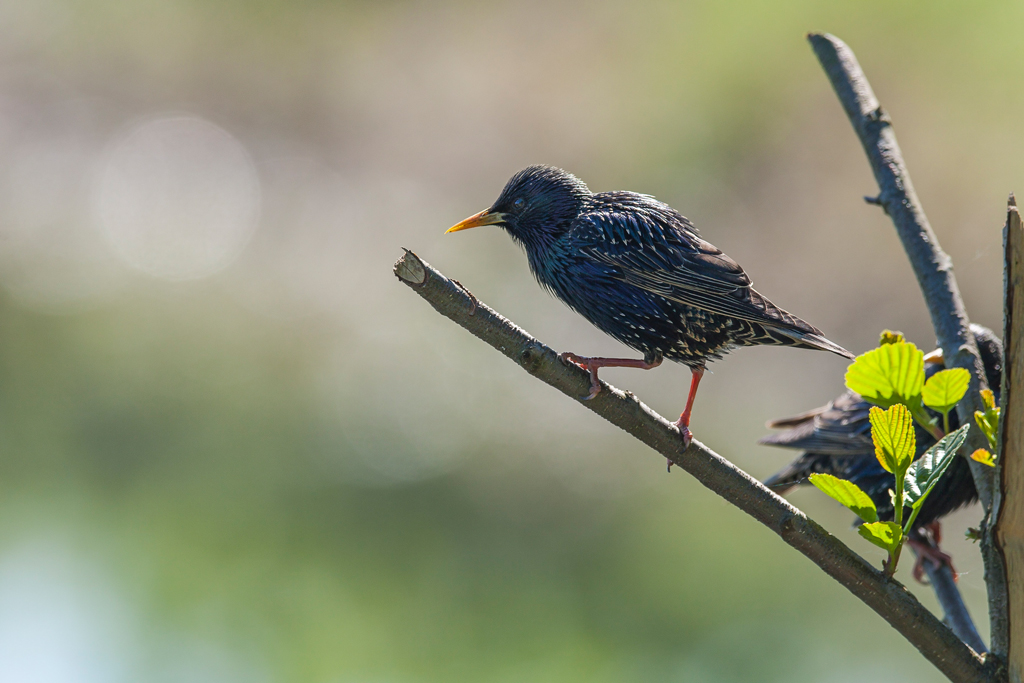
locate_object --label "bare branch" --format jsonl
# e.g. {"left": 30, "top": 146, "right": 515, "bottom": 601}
{"left": 809, "top": 32, "right": 1009, "bottom": 660}
{"left": 395, "top": 248, "right": 988, "bottom": 683}
{"left": 997, "top": 196, "right": 1024, "bottom": 682}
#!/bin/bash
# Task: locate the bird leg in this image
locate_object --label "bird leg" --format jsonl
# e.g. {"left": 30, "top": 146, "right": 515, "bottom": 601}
{"left": 908, "top": 521, "right": 957, "bottom": 584}
{"left": 558, "top": 352, "right": 662, "bottom": 400}
{"left": 673, "top": 367, "right": 705, "bottom": 449}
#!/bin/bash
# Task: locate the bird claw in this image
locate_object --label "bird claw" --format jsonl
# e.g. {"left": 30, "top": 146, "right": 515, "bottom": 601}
{"left": 559, "top": 352, "right": 602, "bottom": 400}
{"left": 909, "top": 539, "right": 957, "bottom": 584}
{"left": 558, "top": 351, "right": 585, "bottom": 368}
{"left": 676, "top": 424, "right": 693, "bottom": 449}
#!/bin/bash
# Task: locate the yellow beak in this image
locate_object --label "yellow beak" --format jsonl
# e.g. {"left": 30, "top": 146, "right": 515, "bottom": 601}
{"left": 446, "top": 209, "right": 507, "bottom": 233}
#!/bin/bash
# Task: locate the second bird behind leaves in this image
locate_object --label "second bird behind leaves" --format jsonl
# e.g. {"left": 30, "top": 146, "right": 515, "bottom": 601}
{"left": 761, "top": 324, "right": 1003, "bottom": 581}
{"left": 447, "top": 165, "right": 852, "bottom": 447}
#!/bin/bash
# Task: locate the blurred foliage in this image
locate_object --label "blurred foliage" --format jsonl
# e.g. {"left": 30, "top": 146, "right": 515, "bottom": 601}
{"left": 0, "top": 0, "right": 1020, "bottom": 681}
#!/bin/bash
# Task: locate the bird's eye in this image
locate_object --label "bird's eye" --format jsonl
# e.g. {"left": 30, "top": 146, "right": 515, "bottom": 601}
{"left": 513, "top": 198, "right": 526, "bottom": 210}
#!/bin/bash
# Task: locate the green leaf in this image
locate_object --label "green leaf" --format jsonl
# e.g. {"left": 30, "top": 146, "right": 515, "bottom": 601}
{"left": 971, "top": 448, "right": 996, "bottom": 467}
{"left": 975, "top": 406, "right": 1001, "bottom": 450}
{"left": 845, "top": 341, "right": 925, "bottom": 411}
{"left": 868, "top": 404, "right": 916, "bottom": 475}
{"left": 858, "top": 521, "right": 903, "bottom": 553}
{"left": 922, "top": 368, "right": 970, "bottom": 414}
{"left": 808, "top": 473, "right": 879, "bottom": 523}
{"left": 879, "top": 330, "right": 905, "bottom": 345}
{"left": 981, "top": 388, "right": 996, "bottom": 410}
{"left": 904, "top": 424, "right": 970, "bottom": 506}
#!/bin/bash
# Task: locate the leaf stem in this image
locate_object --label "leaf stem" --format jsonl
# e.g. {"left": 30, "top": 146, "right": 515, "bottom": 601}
{"left": 913, "top": 408, "right": 944, "bottom": 441}
{"left": 894, "top": 477, "right": 904, "bottom": 529}
{"left": 887, "top": 467, "right": 909, "bottom": 574}
{"left": 905, "top": 504, "right": 923, "bottom": 536}
{"left": 889, "top": 538, "right": 906, "bottom": 577}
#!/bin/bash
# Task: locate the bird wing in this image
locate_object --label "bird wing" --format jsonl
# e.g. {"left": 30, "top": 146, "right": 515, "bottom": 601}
{"left": 758, "top": 391, "right": 873, "bottom": 456}
{"left": 575, "top": 194, "right": 817, "bottom": 332}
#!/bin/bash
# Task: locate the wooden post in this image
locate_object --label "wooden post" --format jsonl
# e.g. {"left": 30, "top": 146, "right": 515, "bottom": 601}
{"left": 998, "top": 195, "right": 1023, "bottom": 681}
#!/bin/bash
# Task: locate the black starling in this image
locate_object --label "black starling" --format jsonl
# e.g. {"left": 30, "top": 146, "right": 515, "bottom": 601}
{"left": 447, "top": 165, "right": 853, "bottom": 445}
{"left": 760, "top": 324, "right": 1003, "bottom": 579}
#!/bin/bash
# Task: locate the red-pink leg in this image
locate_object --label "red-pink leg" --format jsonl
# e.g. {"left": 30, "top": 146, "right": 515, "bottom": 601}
{"left": 909, "top": 522, "right": 957, "bottom": 584}
{"left": 673, "top": 367, "right": 705, "bottom": 449}
{"left": 559, "top": 352, "right": 662, "bottom": 400}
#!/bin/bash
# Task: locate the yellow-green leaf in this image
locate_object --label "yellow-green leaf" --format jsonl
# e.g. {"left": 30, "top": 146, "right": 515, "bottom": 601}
{"left": 971, "top": 448, "right": 996, "bottom": 467}
{"left": 808, "top": 473, "right": 878, "bottom": 523}
{"left": 845, "top": 341, "right": 924, "bottom": 410}
{"left": 879, "top": 330, "right": 905, "bottom": 345}
{"left": 858, "top": 521, "right": 903, "bottom": 553}
{"left": 981, "top": 389, "right": 996, "bottom": 410}
{"left": 975, "top": 405, "right": 1001, "bottom": 450}
{"left": 922, "top": 368, "right": 970, "bottom": 414}
{"left": 868, "top": 404, "right": 916, "bottom": 475}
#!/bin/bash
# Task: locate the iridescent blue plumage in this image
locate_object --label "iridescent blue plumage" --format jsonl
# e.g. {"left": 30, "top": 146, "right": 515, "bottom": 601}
{"left": 448, "top": 165, "right": 853, "bottom": 444}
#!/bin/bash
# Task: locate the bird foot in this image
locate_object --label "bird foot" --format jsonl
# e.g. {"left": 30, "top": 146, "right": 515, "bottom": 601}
{"left": 908, "top": 537, "right": 957, "bottom": 584}
{"left": 558, "top": 352, "right": 602, "bottom": 400}
{"left": 673, "top": 420, "right": 694, "bottom": 450}
{"left": 665, "top": 423, "right": 692, "bottom": 472}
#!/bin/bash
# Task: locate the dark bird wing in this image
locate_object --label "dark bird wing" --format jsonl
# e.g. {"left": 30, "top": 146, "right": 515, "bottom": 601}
{"left": 758, "top": 391, "right": 873, "bottom": 494}
{"left": 575, "top": 193, "right": 853, "bottom": 358}
{"left": 759, "top": 391, "right": 872, "bottom": 457}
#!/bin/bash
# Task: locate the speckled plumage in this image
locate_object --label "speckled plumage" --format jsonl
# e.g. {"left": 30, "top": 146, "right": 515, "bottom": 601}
{"left": 760, "top": 324, "right": 1003, "bottom": 530}
{"left": 460, "top": 165, "right": 853, "bottom": 368}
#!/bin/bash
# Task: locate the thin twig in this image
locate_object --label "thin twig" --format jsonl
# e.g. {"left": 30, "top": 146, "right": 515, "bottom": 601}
{"left": 395, "top": 248, "right": 988, "bottom": 683}
{"left": 915, "top": 549, "right": 988, "bottom": 654}
{"left": 809, "top": 32, "right": 1008, "bottom": 661}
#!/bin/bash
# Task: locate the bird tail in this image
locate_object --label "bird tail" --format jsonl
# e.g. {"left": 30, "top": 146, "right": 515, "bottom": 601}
{"left": 768, "top": 328, "right": 855, "bottom": 360}
{"left": 745, "top": 289, "right": 854, "bottom": 360}
{"left": 762, "top": 406, "right": 827, "bottom": 430}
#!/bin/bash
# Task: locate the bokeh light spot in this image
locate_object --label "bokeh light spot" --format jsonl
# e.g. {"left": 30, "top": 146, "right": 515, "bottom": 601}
{"left": 93, "top": 115, "right": 260, "bottom": 281}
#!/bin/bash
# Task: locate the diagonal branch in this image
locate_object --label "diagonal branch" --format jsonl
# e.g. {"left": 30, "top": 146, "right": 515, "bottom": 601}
{"left": 809, "top": 32, "right": 1008, "bottom": 662}
{"left": 395, "top": 248, "right": 988, "bottom": 683}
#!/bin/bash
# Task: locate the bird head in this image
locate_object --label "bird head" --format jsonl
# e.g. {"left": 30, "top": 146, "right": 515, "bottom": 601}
{"left": 971, "top": 323, "right": 1004, "bottom": 393}
{"left": 446, "top": 165, "right": 591, "bottom": 251}
{"left": 923, "top": 323, "right": 1004, "bottom": 397}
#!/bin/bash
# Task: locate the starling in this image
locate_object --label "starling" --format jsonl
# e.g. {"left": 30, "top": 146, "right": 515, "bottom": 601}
{"left": 447, "top": 165, "right": 853, "bottom": 446}
{"left": 760, "top": 324, "right": 1003, "bottom": 579}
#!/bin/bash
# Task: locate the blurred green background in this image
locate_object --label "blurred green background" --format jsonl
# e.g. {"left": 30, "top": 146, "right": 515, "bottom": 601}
{"left": 0, "top": 1, "right": 1020, "bottom": 681}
